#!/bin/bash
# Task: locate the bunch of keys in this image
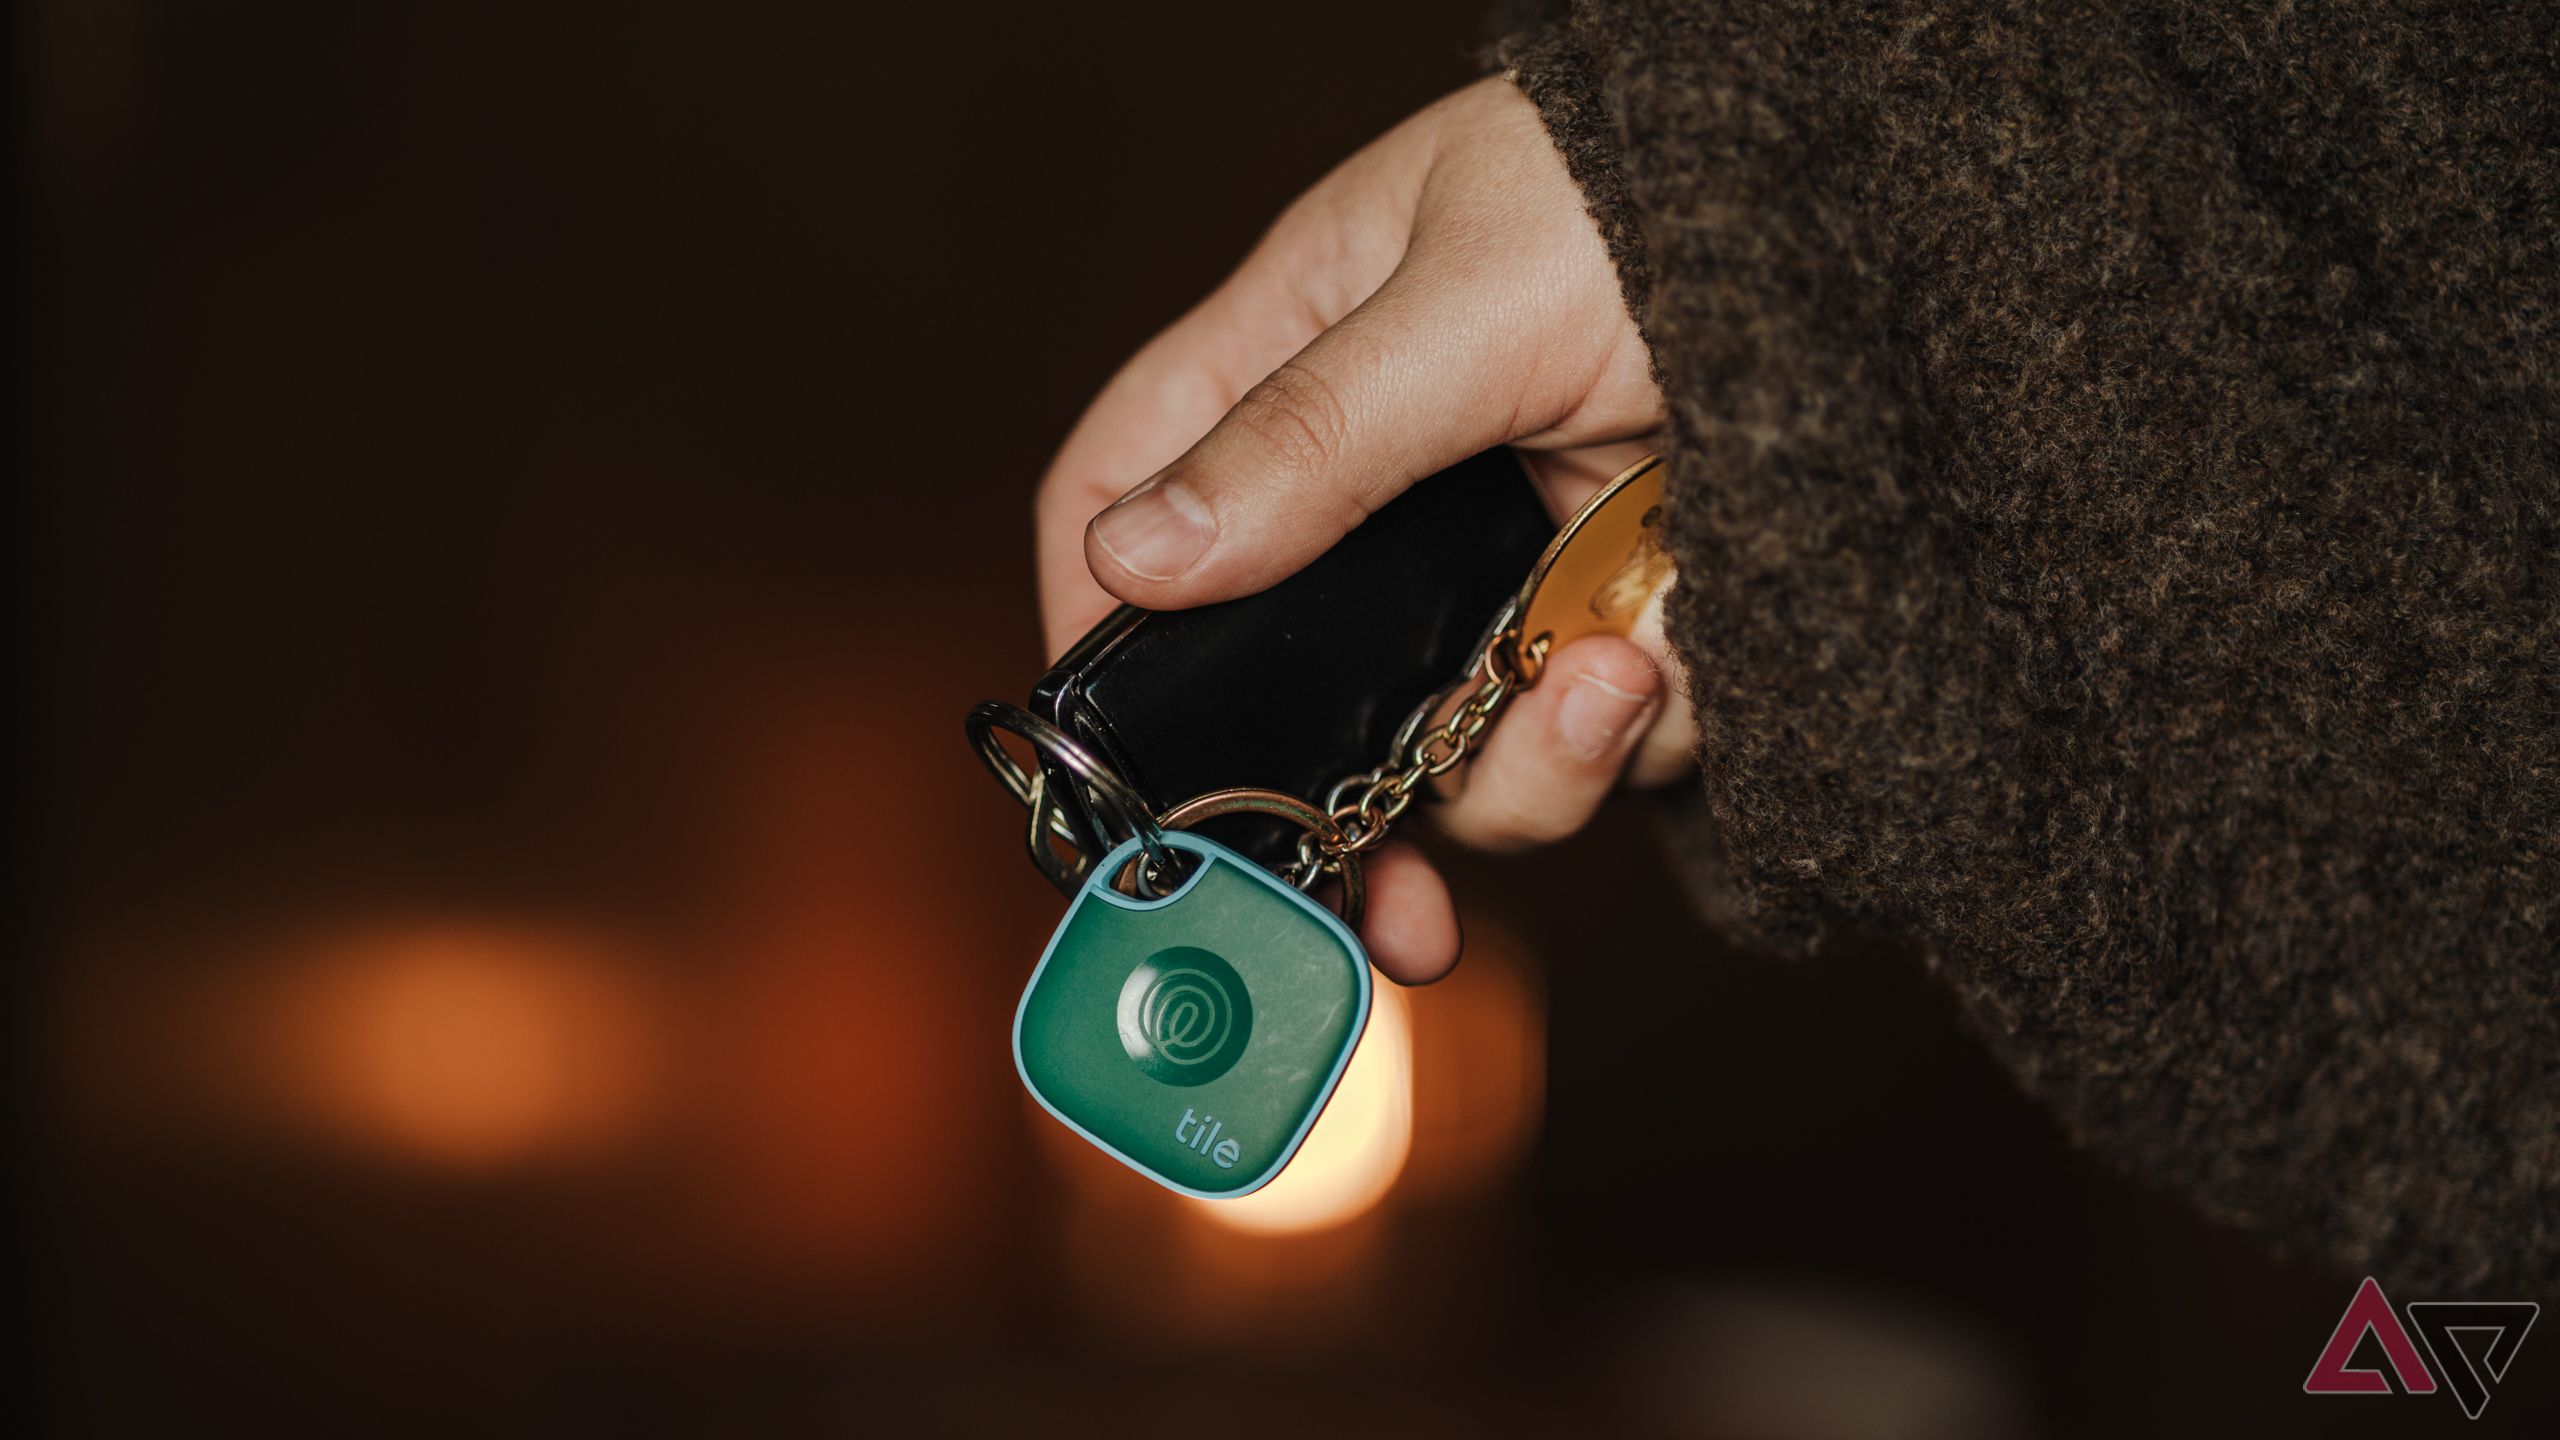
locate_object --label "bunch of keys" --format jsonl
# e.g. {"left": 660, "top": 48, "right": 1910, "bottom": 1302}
{"left": 967, "top": 450, "right": 1669, "bottom": 1196}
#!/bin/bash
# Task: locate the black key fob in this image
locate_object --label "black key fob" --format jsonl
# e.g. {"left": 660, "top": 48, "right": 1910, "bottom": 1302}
{"left": 1033, "top": 447, "right": 1554, "bottom": 872}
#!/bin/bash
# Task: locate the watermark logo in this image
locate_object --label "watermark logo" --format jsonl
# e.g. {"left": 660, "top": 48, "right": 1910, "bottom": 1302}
{"left": 2304, "top": 1275, "right": 2539, "bottom": 1420}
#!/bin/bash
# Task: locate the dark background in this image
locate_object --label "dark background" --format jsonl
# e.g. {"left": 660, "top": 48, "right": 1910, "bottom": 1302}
{"left": 24, "top": 2, "right": 2550, "bottom": 1435}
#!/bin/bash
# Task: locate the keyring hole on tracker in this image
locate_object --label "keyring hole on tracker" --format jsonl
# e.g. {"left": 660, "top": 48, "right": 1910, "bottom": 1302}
{"left": 1110, "top": 837, "right": 1194, "bottom": 897}
{"left": 1150, "top": 788, "right": 1366, "bottom": 932}
{"left": 1103, "top": 844, "right": 1195, "bottom": 901}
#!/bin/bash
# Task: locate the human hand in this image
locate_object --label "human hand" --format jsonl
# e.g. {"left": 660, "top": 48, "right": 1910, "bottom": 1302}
{"left": 1037, "top": 77, "right": 1691, "bottom": 984}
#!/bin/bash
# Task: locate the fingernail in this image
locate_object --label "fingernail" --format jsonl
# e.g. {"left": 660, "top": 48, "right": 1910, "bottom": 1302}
{"left": 1091, "top": 477, "right": 1215, "bottom": 581}
{"left": 1558, "top": 673, "right": 1650, "bottom": 760}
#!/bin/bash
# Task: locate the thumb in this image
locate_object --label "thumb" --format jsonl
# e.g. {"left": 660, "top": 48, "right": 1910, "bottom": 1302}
{"left": 1082, "top": 264, "right": 1524, "bottom": 609}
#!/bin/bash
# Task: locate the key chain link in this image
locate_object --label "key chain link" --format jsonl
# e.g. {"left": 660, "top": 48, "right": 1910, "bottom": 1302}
{"left": 1286, "top": 624, "right": 1552, "bottom": 888}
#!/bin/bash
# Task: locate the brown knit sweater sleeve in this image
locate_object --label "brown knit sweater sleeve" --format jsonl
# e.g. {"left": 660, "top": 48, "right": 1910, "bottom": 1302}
{"left": 1499, "top": 0, "right": 2560, "bottom": 1292}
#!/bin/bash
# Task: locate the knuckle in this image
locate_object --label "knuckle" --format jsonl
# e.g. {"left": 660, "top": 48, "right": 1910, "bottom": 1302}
{"left": 1233, "top": 361, "right": 1353, "bottom": 480}
{"left": 1445, "top": 778, "right": 1564, "bottom": 855}
{"left": 1033, "top": 466, "right": 1089, "bottom": 525}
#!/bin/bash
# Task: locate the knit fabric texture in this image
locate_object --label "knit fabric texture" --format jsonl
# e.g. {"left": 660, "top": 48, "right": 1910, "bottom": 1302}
{"left": 1499, "top": 0, "right": 2558, "bottom": 1291}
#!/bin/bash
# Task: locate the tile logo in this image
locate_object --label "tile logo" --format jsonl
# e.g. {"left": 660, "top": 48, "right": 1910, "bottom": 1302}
{"left": 2303, "top": 1275, "right": 2539, "bottom": 1420}
{"left": 1115, "top": 947, "right": 1252, "bottom": 1087}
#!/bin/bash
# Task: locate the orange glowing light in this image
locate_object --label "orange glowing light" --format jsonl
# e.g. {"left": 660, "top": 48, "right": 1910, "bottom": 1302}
{"left": 285, "top": 926, "right": 660, "bottom": 1169}
{"left": 1404, "top": 923, "right": 1544, "bottom": 1201}
{"left": 1191, "top": 984, "right": 1412, "bottom": 1235}
{"left": 687, "top": 666, "right": 1020, "bottom": 1288}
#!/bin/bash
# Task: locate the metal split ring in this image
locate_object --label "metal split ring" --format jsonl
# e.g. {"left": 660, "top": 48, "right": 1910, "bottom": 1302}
{"left": 1153, "top": 787, "right": 1366, "bottom": 932}
{"left": 965, "top": 701, "right": 1181, "bottom": 898}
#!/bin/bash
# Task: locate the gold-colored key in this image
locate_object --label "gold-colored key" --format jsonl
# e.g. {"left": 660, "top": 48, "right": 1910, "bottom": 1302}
{"left": 1517, "top": 454, "right": 1671, "bottom": 664}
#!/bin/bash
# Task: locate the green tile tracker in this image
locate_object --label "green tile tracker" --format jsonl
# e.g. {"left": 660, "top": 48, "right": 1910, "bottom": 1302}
{"left": 1013, "top": 830, "right": 1371, "bottom": 1198}
{"left": 973, "top": 453, "right": 1670, "bottom": 1199}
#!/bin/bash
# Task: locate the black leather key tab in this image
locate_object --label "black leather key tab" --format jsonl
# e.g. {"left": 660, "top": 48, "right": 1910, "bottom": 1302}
{"left": 1033, "top": 447, "right": 1554, "bottom": 873}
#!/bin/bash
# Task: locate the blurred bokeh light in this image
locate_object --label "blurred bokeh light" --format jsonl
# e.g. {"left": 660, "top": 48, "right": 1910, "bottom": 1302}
{"left": 1196, "top": 983, "right": 1415, "bottom": 1236}
{"left": 274, "top": 923, "right": 663, "bottom": 1169}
